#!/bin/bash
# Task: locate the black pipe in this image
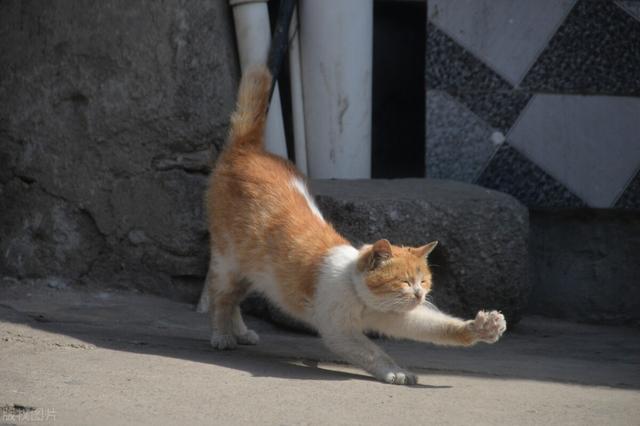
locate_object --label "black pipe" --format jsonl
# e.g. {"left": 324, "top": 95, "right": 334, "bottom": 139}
{"left": 267, "top": 0, "right": 297, "bottom": 104}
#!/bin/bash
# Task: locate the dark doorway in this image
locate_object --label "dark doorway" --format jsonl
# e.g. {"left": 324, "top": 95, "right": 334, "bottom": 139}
{"left": 372, "top": 0, "right": 426, "bottom": 178}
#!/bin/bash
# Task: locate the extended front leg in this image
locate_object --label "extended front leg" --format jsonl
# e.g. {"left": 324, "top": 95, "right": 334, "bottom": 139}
{"left": 321, "top": 331, "right": 417, "bottom": 385}
{"left": 363, "top": 307, "right": 506, "bottom": 347}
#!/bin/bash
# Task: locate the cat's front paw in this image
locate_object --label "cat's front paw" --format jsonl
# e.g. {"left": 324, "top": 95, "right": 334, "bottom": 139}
{"left": 468, "top": 310, "right": 506, "bottom": 343}
{"left": 378, "top": 369, "right": 418, "bottom": 385}
{"left": 211, "top": 333, "right": 238, "bottom": 350}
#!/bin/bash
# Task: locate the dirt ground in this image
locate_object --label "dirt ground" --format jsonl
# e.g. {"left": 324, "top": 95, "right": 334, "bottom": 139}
{"left": 1, "top": 283, "right": 639, "bottom": 425}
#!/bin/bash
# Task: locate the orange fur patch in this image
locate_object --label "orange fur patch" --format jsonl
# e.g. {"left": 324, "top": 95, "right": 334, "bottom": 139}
{"left": 206, "top": 67, "right": 347, "bottom": 315}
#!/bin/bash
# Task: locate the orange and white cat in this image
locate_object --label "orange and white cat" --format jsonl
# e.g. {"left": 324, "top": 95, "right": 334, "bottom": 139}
{"left": 198, "top": 65, "right": 506, "bottom": 385}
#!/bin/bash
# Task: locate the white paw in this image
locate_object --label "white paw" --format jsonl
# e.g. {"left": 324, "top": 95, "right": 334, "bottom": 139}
{"left": 379, "top": 369, "right": 418, "bottom": 385}
{"left": 236, "top": 329, "right": 259, "bottom": 345}
{"left": 469, "top": 310, "right": 507, "bottom": 343}
{"left": 210, "top": 333, "right": 238, "bottom": 350}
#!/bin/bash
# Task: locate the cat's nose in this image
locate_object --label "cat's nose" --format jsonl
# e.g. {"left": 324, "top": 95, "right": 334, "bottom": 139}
{"left": 414, "top": 289, "right": 424, "bottom": 299}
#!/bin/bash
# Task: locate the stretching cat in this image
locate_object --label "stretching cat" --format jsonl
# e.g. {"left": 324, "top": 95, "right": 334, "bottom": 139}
{"left": 199, "top": 65, "right": 506, "bottom": 385}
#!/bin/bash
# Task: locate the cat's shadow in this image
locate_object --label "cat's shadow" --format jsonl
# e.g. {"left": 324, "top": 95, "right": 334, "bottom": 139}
{"left": 199, "top": 347, "right": 451, "bottom": 388}
{"left": 0, "top": 302, "right": 452, "bottom": 389}
{"left": 295, "top": 360, "right": 451, "bottom": 389}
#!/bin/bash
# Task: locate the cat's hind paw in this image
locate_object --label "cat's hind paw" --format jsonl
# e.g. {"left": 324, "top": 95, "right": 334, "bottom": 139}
{"left": 236, "top": 329, "right": 260, "bottom": 345}
{"left": 469, "top": 310, "right": 507, "bottom": 343}
{"left": 379, "top": 369, "right": 418, "bottom": 385}
{"left": 210, "top": 333, "right": 238, "bottom": 350}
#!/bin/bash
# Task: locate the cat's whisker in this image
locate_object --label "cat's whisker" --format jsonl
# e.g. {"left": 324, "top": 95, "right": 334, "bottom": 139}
{"left": 423, "top": 299, "right": 441, "bottom": 312}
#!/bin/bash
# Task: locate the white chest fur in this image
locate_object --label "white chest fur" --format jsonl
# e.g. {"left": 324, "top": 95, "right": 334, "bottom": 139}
{"left": 310, "top": 245, "right": 366, "bottom": 333}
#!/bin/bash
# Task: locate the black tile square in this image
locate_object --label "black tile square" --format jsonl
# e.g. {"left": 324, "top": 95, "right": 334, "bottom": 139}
{"left": 454, "top": 91, "right": 532, "bottom": 132}
{"left": 615, "top": 168, "right": 640, "bottom": 209}
{"left": 521, "top": 0, "right": 640, "bottom": 96}
{"left": 426, "top": 22, "right": 510, "bottom": 92}
{"left": 476, "top": 143, "right": 586, "bottom": 208}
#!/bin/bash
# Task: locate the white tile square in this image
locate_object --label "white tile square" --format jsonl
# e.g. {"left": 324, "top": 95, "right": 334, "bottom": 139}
{"left": 508, "top": 94, "right": 640, "bottom": 207}
{"left": 428, "top": 0, "right": 576, "bottom": 86}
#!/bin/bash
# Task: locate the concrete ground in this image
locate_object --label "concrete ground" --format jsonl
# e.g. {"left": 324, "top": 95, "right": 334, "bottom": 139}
{"left": 0, "top": 283, "right": 639, "bottom": 426}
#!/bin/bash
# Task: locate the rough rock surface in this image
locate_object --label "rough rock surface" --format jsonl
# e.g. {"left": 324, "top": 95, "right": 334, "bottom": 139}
{"left": 528, "top": 210, "right": 640, "bottom": 326}
{"left": 0, "top": 0, "right": 238, "bottom": 301}
{"left": 312, "top": 179, "right": 530, "bottom": 323}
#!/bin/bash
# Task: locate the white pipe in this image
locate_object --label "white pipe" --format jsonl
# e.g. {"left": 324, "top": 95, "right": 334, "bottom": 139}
{"left": 288, "top": 7, "right": 308, "bottom": 174}
{"left": 229, "top": 0, "right": 288, "bottom": 158}
{"left": 299, "top": 0, "right": 373, "bottom": 179}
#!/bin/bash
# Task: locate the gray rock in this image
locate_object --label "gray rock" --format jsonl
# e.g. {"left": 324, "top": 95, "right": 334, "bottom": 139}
{"left": 0, "top": 179, "right": 105, "bottom": 281}
{"left": 311, "top": 179, "right": 530, "bottom": 324}
{"left": 0, "top": 0, "right": 237, "bottom": 301}
{"left": 528, "top": 210, "right": 640, "bottom": 326}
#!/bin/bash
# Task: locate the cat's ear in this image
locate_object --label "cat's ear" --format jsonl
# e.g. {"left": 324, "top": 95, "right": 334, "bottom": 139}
{"left": 370, "top": 239, "right": 392, "bottom": 268}
{"left": 414, "top": 241, "right": 438, "bottom": 258}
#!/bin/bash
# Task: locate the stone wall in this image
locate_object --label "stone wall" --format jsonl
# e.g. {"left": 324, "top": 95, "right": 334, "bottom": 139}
{"left": 426, "top": 0, "right": 640, "bottom": 209}
{"left": 0, "top": 0, "right": 239, "bottom": 301}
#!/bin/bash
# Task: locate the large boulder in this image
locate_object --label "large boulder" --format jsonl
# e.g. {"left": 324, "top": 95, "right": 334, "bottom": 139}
{"left": 312, "top": 179, "right": 530, "bottom": 323}
{"left": 243, "top": 178, "right": 530, "bottom": 328}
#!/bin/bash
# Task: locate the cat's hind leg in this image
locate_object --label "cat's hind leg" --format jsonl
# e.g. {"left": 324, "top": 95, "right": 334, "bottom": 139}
{"left": 231, "top": 305, "right": 259, "bottom": 345}
{"left": 207, "top": 252, "right": 242, "bottom": 350}
{"left": 196, "top": 268, "right": 213, "bottom": 313}
{"left": 207, "top": 256, "right": 258, "bottom": 349}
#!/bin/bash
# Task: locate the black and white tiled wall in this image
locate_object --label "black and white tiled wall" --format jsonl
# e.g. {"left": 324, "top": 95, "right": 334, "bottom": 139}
{"left": 426, "top": 0, "right": 640, "bottom": 209}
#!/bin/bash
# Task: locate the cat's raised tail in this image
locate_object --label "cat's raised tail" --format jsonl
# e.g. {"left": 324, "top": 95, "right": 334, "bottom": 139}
{"left": 228, "top": 65, "right": 272, "bottom": 150}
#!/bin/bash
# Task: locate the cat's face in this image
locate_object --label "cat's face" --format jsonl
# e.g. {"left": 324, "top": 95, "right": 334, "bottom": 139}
{"left": 354, "top": 239, "right": 438, "bottom": 312}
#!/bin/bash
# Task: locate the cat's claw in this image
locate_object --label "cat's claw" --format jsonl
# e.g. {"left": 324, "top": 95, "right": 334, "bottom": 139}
{"left": 236, "top": 329, "right": 260, "bottom": 345}
{"left": 210, "top": 333, "right": 238, "bottom": 350}
{"left": 380, "top": 370, "right": 418, "bottom": 385}
{"left": 469, "top": 310, "right": 507, "bottom": 343}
